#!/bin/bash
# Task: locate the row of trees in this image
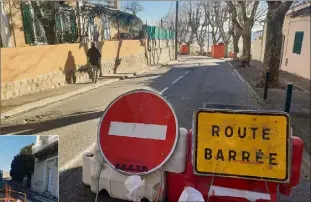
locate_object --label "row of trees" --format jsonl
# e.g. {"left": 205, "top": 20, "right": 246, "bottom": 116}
{"left": 162, "top": 1, "right": 304, "bottom": 86}
{"left": 10, "top": 144, "right": 35, "bottom": 184}
{"left": 162, "top": 1, "right": 267, "bottom": 61}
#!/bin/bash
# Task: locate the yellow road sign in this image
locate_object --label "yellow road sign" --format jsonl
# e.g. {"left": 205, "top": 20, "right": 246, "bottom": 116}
{"left": 193, "top": 109, "right": 290, "bottom": 182}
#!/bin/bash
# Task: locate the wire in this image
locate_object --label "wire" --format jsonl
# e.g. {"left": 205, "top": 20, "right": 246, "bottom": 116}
{"left": 95, "top": 158, "right": 105, "bottom": 202}
{"left": 155, "top": 167, "right": 164, "bottom": 202}
{"left": 206, "top": 162, "right": 217, "bottom": 202}
{"left": 264, "top": 179, "right": 271, "bottom": 198}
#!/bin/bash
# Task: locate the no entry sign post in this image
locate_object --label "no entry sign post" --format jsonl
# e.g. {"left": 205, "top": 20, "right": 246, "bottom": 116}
{"left": 98, "top": 89, "right": 179, "bottom": 175}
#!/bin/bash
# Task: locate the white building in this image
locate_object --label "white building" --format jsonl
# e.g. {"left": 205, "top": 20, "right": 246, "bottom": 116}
{"left": 31, "top": 136, "right": 59, "bottom": 198}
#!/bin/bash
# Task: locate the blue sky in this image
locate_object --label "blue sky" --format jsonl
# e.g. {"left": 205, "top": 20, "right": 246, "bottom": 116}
{"left": 120, "top": 1, "right": 173, "bottom": 25}
{"left": 0, "top": 136, "right": 36, "bottom": 172}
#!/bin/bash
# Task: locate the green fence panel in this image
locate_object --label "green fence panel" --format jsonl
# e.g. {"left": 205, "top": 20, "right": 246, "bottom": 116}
{"left": 21, "top": 2, "right": 34, "bottom": 44}
{"left": 145, "top": 25, "right": 174, "bottom": 40}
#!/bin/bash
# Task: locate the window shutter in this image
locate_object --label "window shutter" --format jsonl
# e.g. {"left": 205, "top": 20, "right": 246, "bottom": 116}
{"left": 70, "top": 10, "right": 77, "bottom": 42}
{"left": 21, "top": 2, "right": 34, "bottom": 44}
{"left": 293, "top": 31, "right": 304, "bottom": 54}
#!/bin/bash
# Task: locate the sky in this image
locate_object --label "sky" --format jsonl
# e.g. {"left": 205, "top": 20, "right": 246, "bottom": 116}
{"left": 119, "top": 1, "right": 265, "bottom": 30}
{"left": 120, "top": 1, "right": 173, "bottom": 26}
{"left": 0, "top": 136, "right": 36, "bottom": 172}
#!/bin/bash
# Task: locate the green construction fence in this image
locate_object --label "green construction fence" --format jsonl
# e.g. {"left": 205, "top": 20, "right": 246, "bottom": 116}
{"left": 144, "top": 25, "right": 175, "bottom": 40}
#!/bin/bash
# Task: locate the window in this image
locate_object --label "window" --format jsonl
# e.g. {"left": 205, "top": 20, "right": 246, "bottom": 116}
{"left": 293, "top": 31, "right": 304, "bottom": 54}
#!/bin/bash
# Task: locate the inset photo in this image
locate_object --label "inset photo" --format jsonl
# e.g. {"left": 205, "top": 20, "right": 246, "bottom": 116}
{"left": 0, "top": 135, "right": 59, "bottom": 202}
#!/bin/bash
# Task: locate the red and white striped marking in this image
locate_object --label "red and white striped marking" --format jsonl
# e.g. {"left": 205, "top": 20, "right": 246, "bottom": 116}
{"left": 208, "top": 185, "right": 271, "bottom": 201}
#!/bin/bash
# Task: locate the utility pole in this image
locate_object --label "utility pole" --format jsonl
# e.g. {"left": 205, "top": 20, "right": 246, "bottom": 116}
{"left": 161, "top": 19, "right": 163, "bottom": 28}
{"left": 207, "top": 3, "right": 210, "bottom": 57}
{"left": 175, "top": 1, "right": 178, "bottom": 60}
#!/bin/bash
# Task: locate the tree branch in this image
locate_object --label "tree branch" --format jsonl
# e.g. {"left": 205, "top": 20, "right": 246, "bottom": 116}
{"left": 238, "top": 1, "right": 247, "bottom": 22}
{"left": 250, "top": 1, "right": 260, "bottom": 20}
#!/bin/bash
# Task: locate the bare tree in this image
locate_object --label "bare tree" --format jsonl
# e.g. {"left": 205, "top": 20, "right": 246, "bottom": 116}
{"left": 162, "top": 3, "right": 195, "bottom": 46}
{"left": 227, "top": 1, "right": 260, "bottom": 67}
{"left": 122, "top": 1, "right": 143, "bottom": 16}
{"left": 227, "top": 1, "right": 242, "bottom": 55}
{"left": 204, "top": 2, "right": 222, "bottom": 45}
{"left": 215, "top": 2, "right": 232, "bottom": 58}
{"left": 188, "top": 2, "right": 208, "bottom": 55}
{"left": 258, "top": 1, "right": 293, "bottom": 87}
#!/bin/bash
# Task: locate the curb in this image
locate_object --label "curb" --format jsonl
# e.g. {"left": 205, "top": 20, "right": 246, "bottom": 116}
{"left": 0, "top": 62, "right": 175, "bottom": 119}
{"left": 1, "top": 78, "right": 120, "bottom": 119}
{"left": 232, "top": 68, "right": 264, "bottom": 108}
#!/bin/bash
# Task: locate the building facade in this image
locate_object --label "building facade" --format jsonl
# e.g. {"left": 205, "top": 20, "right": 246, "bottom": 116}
{"left": 280, "top": 2, "right": 310, "bottom": 79}
{"left": 251, "top": 2, "right": 310, "bottom": 79}
{"left": 31, "top": 136, "right": 58, "bottom": 198}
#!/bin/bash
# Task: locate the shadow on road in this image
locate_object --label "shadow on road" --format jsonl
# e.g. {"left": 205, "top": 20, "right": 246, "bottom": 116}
{"left": 1, "top": 111, "right": 104, "bottom": 135}
{"left": 1, "top": 59, "right": 229, "bottom": 135}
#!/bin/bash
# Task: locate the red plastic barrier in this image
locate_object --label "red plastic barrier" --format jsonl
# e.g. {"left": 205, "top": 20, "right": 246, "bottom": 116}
{"left": 229, "top": 52, "right": 237, "bottom": 58}
{"left": 279, "top": 136, "right": 304, "bottom": 196}
{"left": 167, "top": 130, "right": 304, "bottom": 202}
{"left": 180, "top": 45, "right": 189, "bottom": 55}
{"left": 211, "top": 43, "right": 225, "bottom": 58}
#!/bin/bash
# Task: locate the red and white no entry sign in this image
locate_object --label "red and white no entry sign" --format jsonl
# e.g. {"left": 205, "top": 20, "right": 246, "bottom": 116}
{"left": 97, "top": 89, "right": 179, "bottom": 175}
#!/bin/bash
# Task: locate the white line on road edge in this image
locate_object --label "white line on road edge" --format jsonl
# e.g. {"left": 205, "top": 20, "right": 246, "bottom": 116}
{"left": 227, "top": 61, "right": 233, "bottom": 68}
{"left": 172, "top": 76, "right": 184, "bottom": 84}
{"left": 233, "top": 69, "right": 245, "bottom": 83}
{"left": 185, "top": 70, "right": 190, "bottom": 75}
{"left": 109, "top": 122, "right": 167, "bottom": 140}
{"left": 59, "top": 142, "right": 96, "bottom": 173}
{"left": 160, "top": 87, "right": 168, "bottom": 94}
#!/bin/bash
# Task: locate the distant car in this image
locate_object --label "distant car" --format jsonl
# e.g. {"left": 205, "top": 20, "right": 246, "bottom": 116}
{"left": 112, "top": 32, "right": 133, "bottom": 40}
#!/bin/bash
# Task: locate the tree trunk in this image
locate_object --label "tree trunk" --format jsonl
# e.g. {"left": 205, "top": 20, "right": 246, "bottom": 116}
{"left": 232, "top": 33, "right": 241, "bottom": 54}
{"left": 224, "top": 41, "right": 229, "bottom": 58}
{"left": 199, "top": 45, "right": 203, "bottom": 55}
{"left": 212, "top": 33, "right": 217, "bottom": 45}
{"left": 258, "top": 6, "right": 288, "bottom": 87}
{"left": 241, "top": 26, "right": 252, "bottom": 67}
{"left": 44, "top": 24, "right": 56, "bottom": 44}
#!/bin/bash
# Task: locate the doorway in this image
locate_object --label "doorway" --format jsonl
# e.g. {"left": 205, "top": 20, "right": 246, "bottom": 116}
{"left": 47, "top": 168, "right": 54, "bottom": 193}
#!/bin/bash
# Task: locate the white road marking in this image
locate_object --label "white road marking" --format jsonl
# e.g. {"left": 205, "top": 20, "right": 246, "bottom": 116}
{"left": 172, "top": 76, "right": 183, "bottom": 84}
{"left": 184, "top": 70, "right": 190, "bottom": 75}
{"left": 160, "top": 87, "right": 168, "bottom": 94}
{"left": 227, "top": 62, "right": 233, "bottom": 68}
{"left": 59, "top": 142, "right": 96, "bottom": 173}
{"left": 109, "top": 121, "right": 167, "bottom": 140}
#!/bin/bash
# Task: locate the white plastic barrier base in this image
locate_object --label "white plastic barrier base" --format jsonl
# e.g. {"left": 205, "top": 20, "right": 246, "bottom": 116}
{"left": 82, "top": 127, "right": 188, "bottom": 201}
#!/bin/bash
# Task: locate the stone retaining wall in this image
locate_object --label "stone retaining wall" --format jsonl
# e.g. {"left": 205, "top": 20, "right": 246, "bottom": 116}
{"left": 1, "top": 46, "right": 174, "bottom": 101}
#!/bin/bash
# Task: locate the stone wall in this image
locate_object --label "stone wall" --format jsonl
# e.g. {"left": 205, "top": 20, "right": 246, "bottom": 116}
{"left": 1, "top": 40, "right": 174, "bottom": 101}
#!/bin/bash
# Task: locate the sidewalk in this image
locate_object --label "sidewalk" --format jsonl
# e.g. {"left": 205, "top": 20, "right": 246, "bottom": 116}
{"left": 1, "top": 61, "right": 178, "bottom": 119}
{"left": 8, "top": 180, "right": 58, "bottom": 202}
{"left": 229, "top": 59, "right": 311, "bottom": 175}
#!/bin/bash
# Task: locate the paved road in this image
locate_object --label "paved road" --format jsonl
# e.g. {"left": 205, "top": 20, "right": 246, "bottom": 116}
{"left": 1, "top": 57, "right": 310, "bottom": 201}
{"left": 0, "top": 180, "right": 57, "bottom": 202}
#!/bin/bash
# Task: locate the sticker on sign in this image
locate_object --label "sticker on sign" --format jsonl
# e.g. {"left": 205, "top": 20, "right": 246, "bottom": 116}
{"left": 193, "top": 109, "right": 290, "bottom": 182}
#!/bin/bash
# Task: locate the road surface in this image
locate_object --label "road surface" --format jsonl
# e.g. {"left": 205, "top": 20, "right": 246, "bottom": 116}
{"left": 1, "top": 57, "right": 310, "bottom": 201}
